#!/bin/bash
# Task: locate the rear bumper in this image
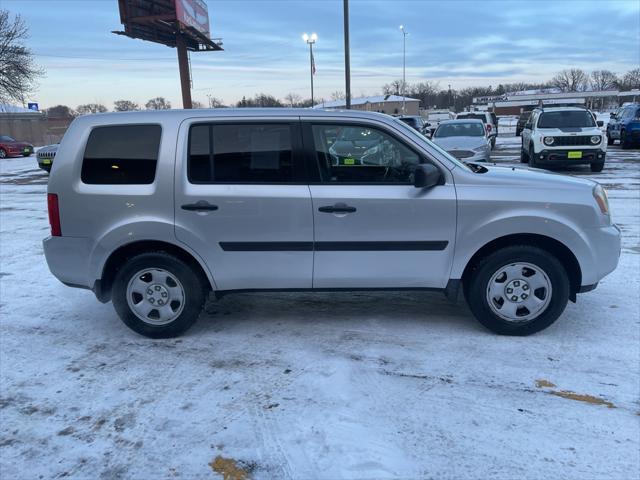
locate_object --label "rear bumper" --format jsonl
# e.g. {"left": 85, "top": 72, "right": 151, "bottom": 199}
{"left": 535, "top": 148, "right": 605, "bottom": 166}
{"left": 43, "top": 236, "right": 93, "bottom": 289}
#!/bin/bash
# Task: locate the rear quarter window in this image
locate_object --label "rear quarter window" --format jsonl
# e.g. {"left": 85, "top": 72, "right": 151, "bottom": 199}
{"left": 81, "top": 124, "right": 161, "bottom": 185}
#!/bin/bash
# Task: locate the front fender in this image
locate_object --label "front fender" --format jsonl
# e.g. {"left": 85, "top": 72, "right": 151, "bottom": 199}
{"left": 450, "top": 214, "right": 597, "bottom": 284}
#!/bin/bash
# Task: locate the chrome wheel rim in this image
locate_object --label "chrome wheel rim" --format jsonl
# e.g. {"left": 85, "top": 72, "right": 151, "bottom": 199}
{"left": 486, "top": 262, "right": 552, "bottom": 323}
{"left": 126, "top": 268, "right": 185, "bottom": 325}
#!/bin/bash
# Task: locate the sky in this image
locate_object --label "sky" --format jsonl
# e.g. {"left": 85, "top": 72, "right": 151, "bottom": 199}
{"left": 4, "top": 0, "right": 640, "bottom": 109}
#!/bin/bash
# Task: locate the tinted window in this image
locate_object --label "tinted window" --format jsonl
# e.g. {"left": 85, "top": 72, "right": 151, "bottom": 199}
{"left": 537, "top": 111, "right": 596, "bottom": 128}
{"left": 434, "top": 122, "right": 485, "bottom": 137}
{"left": 0, "top": 136, "right": 16, "bottom": 142}
{"left": 82, "top": 125, "right": 161, "bottom": 184}
{"left": 312, "top": 124, "right": 420, "bottom": 183}
{"left": 188, "top": 124, "right": 294, "bottom": 183}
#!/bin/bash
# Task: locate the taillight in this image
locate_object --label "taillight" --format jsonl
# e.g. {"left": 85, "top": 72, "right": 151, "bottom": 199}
{"left": 486, "top": 124, "right": 492, "bottom": 133}
{"left": 47, "top": 193, "right": 61, "bottom": 236}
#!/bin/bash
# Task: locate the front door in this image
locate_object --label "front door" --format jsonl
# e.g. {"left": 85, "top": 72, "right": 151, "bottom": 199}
{"left": 175, "top": 118, "right": 313, "bottom": 290}
{"left": 305, "top": 121, "right": 457, "bottom": 289}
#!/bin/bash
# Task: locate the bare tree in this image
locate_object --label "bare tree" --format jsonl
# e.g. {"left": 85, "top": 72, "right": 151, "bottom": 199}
{"left": 145, "top": 97, "right": 171, "bottom": 110}
{"left": 618, "top": 68, "right": 640, "bottom": 91}
{"left": 236, "top": 94, "right": 283, "bottom": 108}
{"left": 76, "top": 103, "right": 108, "bottom": 115}
{"left": 191, "top": 100, "right": 204, "bottom": 109}
{"left": 330, "top": 91, "right": 346, "bottom": 101}
{"left": 0, "top": 10, "right": 43, "bottom": 104}
{"left": 590, "top": 70, "right": 618, "bottom": 91}
{"left": 408, "top": 81, "right": 440, "bottom": 108}
{"left": 45, "top": 105, "right": 75, "bottom": 118}
{"left": 550, "top": 69, "right": 589, "bottom": 92}
{"left": 113, "top": 99, "right": 139, "bottom": 111}
{"left": 284, "top": 92, "right": 302, "bottom": 107}
{"left": 382, "top": 80, "right": 405, "bottom": 96}
{"left": 207, "top": 96, "right": 225, "bottom": 108}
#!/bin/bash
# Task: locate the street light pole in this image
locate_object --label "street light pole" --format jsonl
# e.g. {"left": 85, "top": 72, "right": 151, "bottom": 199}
{"left": 302, "top": 33, "right": 317, "bottom": 106}
{"left": 400, "top": 25, "right": 408, "bottom": 114}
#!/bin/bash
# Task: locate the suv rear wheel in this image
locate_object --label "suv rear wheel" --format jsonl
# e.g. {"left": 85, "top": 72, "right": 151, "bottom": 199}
{"left": 620, "top": 130, "right": 631, "bottom": 150}
{"left": 520, "top": 147, "right": 529, "bottom": 163}
{"left": 112, "top": 252, "right": 206, "bottom": 338}
{"left": 465, "top": 246, "right": 570, "bottom": 335}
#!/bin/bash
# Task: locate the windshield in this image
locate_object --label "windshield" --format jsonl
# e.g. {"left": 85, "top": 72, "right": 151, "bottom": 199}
{"left": 391, "top": 117, "right": 471, "bottom": 171}
{"left": 399, "top": 117, "right": 421, "bottom": 128}
{"left": 434, "top": 123, "right": 485, "bottom": 137}
{"left": 0, "top": 135, "right": 16, "bottom": 142}
{"left": 538, "top": 111, "right": 596, "bottom": 128}
{"left": 457, "top": 114, "right": 486, "bottom": 123}
{"left": 336, "top": 127, "right": 383, "bottom": 143}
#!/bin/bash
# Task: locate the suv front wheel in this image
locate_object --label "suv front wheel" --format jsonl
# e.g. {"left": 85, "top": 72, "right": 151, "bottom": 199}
{"left": 112, "top": 252, "right": 206, "bottom": 338}
{"left": 465, "top": 246, "right": 570, "bottom": 335}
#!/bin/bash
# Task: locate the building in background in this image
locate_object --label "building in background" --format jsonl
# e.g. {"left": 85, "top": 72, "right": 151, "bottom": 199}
{"left": 315, "top": 95, "right": 420, "bottom": 115}
{"left": 0, "top": 105, "right": 47, "bottom": 146}
{"left": 473, "top": 89, "right": 640, "bottom": 116}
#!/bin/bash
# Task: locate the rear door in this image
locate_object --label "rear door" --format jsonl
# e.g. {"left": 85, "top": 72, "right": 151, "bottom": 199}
{"left": 304, "top": 120, "right": 457, "bottom": 289}
{"left": 174, "top": 117, "right": 313, "bottom": 290}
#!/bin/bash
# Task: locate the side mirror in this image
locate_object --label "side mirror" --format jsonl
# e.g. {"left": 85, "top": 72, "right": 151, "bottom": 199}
{"left": 609, "top": 112, "right": 615, "bottom": 118}
{"left": 414, "top": 163, "right": 442, "bottom": 189}
{"left": 597, "top": 120, "right": 604, "bottom": 127}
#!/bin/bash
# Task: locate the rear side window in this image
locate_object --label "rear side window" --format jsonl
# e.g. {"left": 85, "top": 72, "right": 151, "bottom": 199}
{"left": 82, "top": 125, "right": 161, "bottom": 184}
{"left": 188, "top": 123, "right": 294, "bottom": 183}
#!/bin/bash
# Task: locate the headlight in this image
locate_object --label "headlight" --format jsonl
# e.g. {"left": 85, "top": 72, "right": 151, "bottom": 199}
{"left": 593, "top": 184, "right": 610, "bottom": 215}
{"left": 543, "top": 136, "right": 555, "bottom": 146}
{"left": 590, "top": 135, "right": 601, "bottom": 145}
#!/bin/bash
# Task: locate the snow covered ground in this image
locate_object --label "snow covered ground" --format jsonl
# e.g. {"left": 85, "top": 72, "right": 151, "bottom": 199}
{"left": 1, "top": 140, "right": 639, "bottom": 479}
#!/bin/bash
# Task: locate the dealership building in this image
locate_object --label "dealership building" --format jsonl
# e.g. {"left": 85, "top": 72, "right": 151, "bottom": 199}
{"left": 473, "top": 89, "right": 640, "bottom": 115}
{"left": 314, "top": 95, "right": 420, "bottom": 116}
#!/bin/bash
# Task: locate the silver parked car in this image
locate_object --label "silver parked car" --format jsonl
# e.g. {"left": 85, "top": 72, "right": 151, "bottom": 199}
{"left": 43, "top": 109, "right": 620, "bottom": 338}
{"left": 37, "top": 143, "right": 58, "bottom": 172}
{"left": 431, "top": 119, "right": 491, "bottom": 162}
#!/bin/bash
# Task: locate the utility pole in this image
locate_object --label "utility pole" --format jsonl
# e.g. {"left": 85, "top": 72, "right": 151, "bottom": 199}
{"left": 400, "top": 25, "right": 408, "bottom": 114}
{"left": 344, "top": 0, "right": 351, "bottom": 109}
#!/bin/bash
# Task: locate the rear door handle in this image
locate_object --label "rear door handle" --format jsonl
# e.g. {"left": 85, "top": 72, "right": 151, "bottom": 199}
{"left": 318, "top": 203, "right": 357, "bottom": 214}
{"left": 181, "top": 201, "right": 219, "bottom": 212}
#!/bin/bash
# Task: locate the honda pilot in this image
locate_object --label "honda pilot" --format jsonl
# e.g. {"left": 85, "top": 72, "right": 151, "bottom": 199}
{"left": 44, "top": 109, "right": 620, "bottom": 338}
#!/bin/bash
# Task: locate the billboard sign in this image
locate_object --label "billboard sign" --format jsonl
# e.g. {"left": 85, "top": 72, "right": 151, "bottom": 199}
{"left": 175, "top": 0, "right": 210, "bottom": 38}
{"left": 27, "top": 102, "right": 39, "bottom": 111}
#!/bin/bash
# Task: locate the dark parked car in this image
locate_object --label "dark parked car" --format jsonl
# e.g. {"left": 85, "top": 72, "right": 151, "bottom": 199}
{"left": 0, "top": 135, "right": 34, "bottom": 158}
{"left": 607, "top": 104, "right": 640, "bottom": 149}
{"left": 516, "top": 111, "right": 532, "bottom": 136}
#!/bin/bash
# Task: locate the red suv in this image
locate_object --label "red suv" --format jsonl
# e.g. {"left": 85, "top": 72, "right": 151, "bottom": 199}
{"left": 0, "top": 135, "right": 34, "bottom": 158}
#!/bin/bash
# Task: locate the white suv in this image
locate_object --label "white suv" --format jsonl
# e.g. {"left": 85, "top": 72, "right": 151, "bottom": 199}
{"left": 520, "top": 107, "right": 606, "bottom": 172}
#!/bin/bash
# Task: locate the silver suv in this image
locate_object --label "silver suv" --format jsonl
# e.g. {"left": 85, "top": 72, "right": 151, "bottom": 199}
{"left": 43, "top": 109, "right": 620, "bottom": 338}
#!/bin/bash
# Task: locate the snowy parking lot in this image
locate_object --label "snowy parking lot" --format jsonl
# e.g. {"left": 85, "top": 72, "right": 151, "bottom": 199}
{"left": 1, "top": 137, "right": 639, "bottom": 479}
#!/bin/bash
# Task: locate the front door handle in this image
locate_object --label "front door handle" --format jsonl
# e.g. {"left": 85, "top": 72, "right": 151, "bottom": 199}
{"left": 318, "top": 203, "right": 357, "bottom": 214}
{"left": 181, "top": 201, "right": 219, "bottom": 212}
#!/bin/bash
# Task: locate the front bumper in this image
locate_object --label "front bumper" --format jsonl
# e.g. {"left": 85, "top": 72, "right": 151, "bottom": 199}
{"left": 37, "top": 157, "right": 53, "bottom": 171}
{"left": 582, "top": 224, "right": 621, "bottom": 287}
{"left": 534, "top": 148, "right": 605, "bottom": 166}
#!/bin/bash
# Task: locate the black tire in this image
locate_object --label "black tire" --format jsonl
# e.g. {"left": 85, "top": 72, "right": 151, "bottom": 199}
{"left": 112, "top": 252, "right": 206, "bottom": 338}
{"left": 528, "top": 145, "right": 537, "bottom": 168}
{"left": 606, "top": 133, "right": 614, "bottom": 146}
{"left": 0, "top": 148, "right": 6, "bottom": 159}
{"left": 464, "top": 245, "right": 570, "bottom": 336}
{"left": 490, "top": 137, "right": 496, "bottom": 149}
{"left": 590, "top": 161, "right": 605, "bottom": 173}
{"left": 520, "top": 148, "right": 529, "bottom": 163}
{"left": 620, "top": 130, "right": 631, "bottom": 149}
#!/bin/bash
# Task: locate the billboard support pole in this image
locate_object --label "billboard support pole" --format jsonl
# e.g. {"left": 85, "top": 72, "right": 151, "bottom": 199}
{"left": 176, "top": 33, "right": 193, "bottom": 109}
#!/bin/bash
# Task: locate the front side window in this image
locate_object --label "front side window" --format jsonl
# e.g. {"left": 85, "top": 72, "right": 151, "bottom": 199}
{"left": 188, "top": 123, "right": 294, "bottom": 183}
{"left": 82, "top": 124, "right": 161, "bottom": 184}
{"left": 434, "top": 122, "right": 485, "bottom": 137}
{"left": 0, "top": 135, "right": 16, "bottom": 142}
{"left": 537, "top": 111, "right": 596, "bottom": 128}
{"left": 312, "top": 124, "right": 420, "bottom": 183}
